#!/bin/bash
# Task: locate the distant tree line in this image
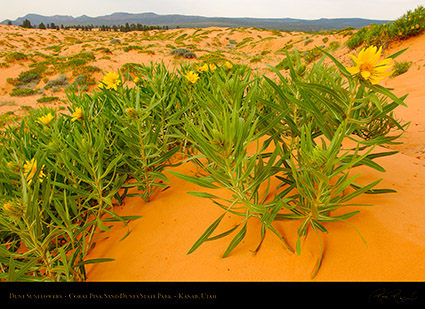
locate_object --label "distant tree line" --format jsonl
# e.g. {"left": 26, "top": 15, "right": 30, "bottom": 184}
{"left": 15, "top": 19, "right": 169, "bottom": 32}
{"left": 97, "top": 23, "right": 169, "bottom": 32}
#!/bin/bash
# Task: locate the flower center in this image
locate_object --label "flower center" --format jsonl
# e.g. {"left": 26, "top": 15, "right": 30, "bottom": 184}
{"left": 360, "top": 63, "right": 374, "bottom": 74}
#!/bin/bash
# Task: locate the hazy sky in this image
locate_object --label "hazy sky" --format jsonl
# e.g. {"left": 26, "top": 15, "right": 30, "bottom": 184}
{"left": 0, "top": 0, "right": 423, "bottom": 22}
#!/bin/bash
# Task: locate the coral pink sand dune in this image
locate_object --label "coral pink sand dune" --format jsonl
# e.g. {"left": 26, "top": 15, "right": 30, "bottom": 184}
{"left": 84, "top": 150, "right": 425, "bottom": 282}
{"left": 2, "top": 24, "right": 424, "bottom": 282}
{"left": 85, "top": 34, "right": 425, "bottom": 282}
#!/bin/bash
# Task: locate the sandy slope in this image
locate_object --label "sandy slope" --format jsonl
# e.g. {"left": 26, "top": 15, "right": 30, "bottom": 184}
{"left": 84, "top": 31, "right": 425, "bottom": 282}
{"left": 1, "top": 24, "right": 425, "bottom": 281}
{"left": 0, "top": 25, "right": 349, "bottom": 115}
{"left": 85, "top": 149, "right": 425, "bottom": 281}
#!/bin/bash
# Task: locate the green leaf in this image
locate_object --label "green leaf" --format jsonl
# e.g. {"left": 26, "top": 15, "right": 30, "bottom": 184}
{"left": 187, "top": 191, "right": 221, "bottom": 199}
{"left": 76, "top": 258, "right": 115, "bottom": 266}
{"left": 318, "top": 211, "right": 360, "bottom": 222}
{"left": 187, "top": 213, "right": 225, "bottom": 255}
{"left": 167, "top": 170, "right": 219, "bottom": 189}
{"left": 222, "top": 222, "right": 247, "bottom": 258}
{"left": 368, "top": 84, "right": 407, "bottom": 107}
{"left": 100, "top": 154, "right": 123, "bottom": 179}
{"left": 206, "top": 225, "right": 239, "bottom": 241}
{"left": 350, "top": 183, "right": 397, "bottom": 194}
{"left": 387, "top": 47, "right": 408, "bottom": 60}
{"left": 340, "top": 179, "right": 382, "bottom": 203}
{"left": 295, "top": 237, "right": 302, "bottom": 255}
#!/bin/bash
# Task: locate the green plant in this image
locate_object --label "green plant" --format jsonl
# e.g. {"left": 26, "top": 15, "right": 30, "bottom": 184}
{"left": 37, "top": 96, "right": 59, "bottom": 103}
{"left": 345, "top": 6, "right": 425, "bottom": 49}
{"left": 169, "top": 48, "right": 407, "bottom": 278}
{"left": 44, "top": 74, "right": 69, "bottom": 89}
{"left": 0, "top": 63, "right": 192, "bottom": 281}
{"left": 169, "top": 48, "right": 196, "bottom": 59}
{"left": 4, "top": 52, "right": 28, "bottom": 63}
{"left": 0, "top": 44, "right": 408, "bottom": 282}
{"left": 391, "top": 60, "right": 412, "bottom": 77}
{"left": 169, "top": 64, "right": 294, "bottom": 258}
{"left": 10, "top": 88, "right": 38, "bottom": 97}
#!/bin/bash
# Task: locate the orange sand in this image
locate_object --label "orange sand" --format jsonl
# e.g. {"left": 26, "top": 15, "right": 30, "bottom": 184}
{"left": 1, "top": 25, "right": 425, "bottom": 282}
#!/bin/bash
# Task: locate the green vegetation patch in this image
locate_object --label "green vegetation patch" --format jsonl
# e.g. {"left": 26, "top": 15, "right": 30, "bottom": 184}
{"left": 169, "top": 48, "right": 196, "bottom": 59}
{"left": 37, "top": 96, "right": 59, "bottom": 103}
{"left": 346, "top": 5, "right": 425, "bottom": 49}
{"left": 4, "top": 52, "right": 28, "bottom": 63}
{"left": 391, "top": 60, "right": 413, "bottom": 77}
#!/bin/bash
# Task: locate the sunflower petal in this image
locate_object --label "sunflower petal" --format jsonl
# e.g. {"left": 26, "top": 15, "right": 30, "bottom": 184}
{"left": 346, "top": 66, "right": 360, "bottom": 75}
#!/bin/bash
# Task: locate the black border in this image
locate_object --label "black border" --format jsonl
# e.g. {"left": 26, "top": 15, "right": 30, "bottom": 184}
{"left": 2, "top": 281, "right": 424, "bottom": 306}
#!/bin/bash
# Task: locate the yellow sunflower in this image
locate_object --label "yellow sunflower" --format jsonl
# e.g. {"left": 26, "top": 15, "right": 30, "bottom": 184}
{"left": 346, "top": 46, "right": 393, "bottom": 84}
{"left": 38, "top": 113, "right": 54, "bottom": 125}
{"left": 197, "top": 63, "right": 209, "bottom": 73}
{"left": 71, "top": 107, "right": 84, "bottom": 122}
{"left": 3, "top": 202, "right": 14, "bottom": 212}
{"left": 184, "top": 71, "right": 200, "bottom": 84}
{"left": 99, "top": 72, "right": 121, "bottom": 90}
{"left": 23, "top": 158, "right": 46, "bottom": 185}
{"left": 224, "top": 61, "right": 233, "bottom": 69}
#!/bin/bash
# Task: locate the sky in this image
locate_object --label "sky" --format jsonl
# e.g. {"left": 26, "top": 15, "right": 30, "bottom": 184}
{"left": 0, "top": 0, "right": 424, "bottom": 22}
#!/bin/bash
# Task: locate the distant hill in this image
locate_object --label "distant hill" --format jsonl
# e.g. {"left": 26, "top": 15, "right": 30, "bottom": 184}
{"left": 1, "top": 12, "right": 390, "bottom": 31}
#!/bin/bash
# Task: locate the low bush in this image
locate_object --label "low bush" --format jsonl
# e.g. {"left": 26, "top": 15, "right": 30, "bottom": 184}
{"left": 391, "top": 60, "right": 412, "bottom": 77}
{"left": 10, "top": 88, "right": 38, "bottom": 96}
{"left": 44, "top": 74, "right": 69, "bottom": 89}
{"left": 0, "top": 47, "right": 408, "bottom": 281}
{"left": 346, "top": 5, "right": 425, "bottom": 49}
{"left": 37, "top": 96, "right": 59, "bottom": 103}
{"left": 169, "top": 48, "right": 196, "bottom": 59}
{"left": 4, "top": 52, "right": 28, "bottom": 63}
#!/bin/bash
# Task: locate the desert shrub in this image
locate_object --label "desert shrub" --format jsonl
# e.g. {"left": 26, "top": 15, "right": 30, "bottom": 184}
{"left": 328, "top": 41, "right": 340, "bottom": 50}
{"left": 174, "top": 33, "right": 188, "bottom": 43}
{"left": 197, "top": 51, "right": 226, "bottom": 63}
{"left": 44, "top": 74, "right": 69, "bottom": 89}
{"left": 169, "top": 48, "right": 196, "bottom": 59}
{"left": 235, "top": 37, "right": 254, "bottom": 48}
{"left": 65, "top": 74, "right": 95, "bottom": 92}
{"left": 0, "top": 64, "right": 188, "bottom": 281}
{"left": 10, "top": 88, "right": 38, "bottom": 96}
{"left": 71, "top": 65, "right": 101, "bottom": 78}
{"left": 110, "top": 38, "right": 121, "bottom": 44}
{"left": 304, "top": 38, "right": 314, "bottom": 45}
{"left": 4, "top": 52, "right": 28, "bottom": 63}
{"left": 345, "top": 27, "right": 368, "bottom": 49}
{"left": 276, "top": 51, "right": 297, "bottom": 70}
{"left": 37, "top": 96, "right": 59, "bottom": 103}
{"left": 14, "top": 67, "right": 46, "bottom": 89}
{"left": 391, "top": 60, "right": 412, "bottom": 77}
{"left": 123, "top": 45, "right": 145, "bottom": 52}
{"left": 170, "top": 48, "right": 407, "bottom": 279}
{"left": 346, "top": 5, "right": 425, "bottom": 49}
{"left": 249, "top": 56, "right": 263, "bottom": 63}
{"left": 94, "top": 47, "right": 112, "bottom": 54}
{"left": 60, "top": 52, "right": 96, "bottom": 72}
{"left": 303, "top": 47, "right": 323, "bottom": 64}
{"left": 121, "top": 62, "right": 144, "bottom": 75}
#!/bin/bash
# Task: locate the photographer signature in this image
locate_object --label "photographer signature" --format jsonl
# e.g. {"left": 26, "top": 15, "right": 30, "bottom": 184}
{"left": 369, "top": 288, "right": 419, "bottom": 304}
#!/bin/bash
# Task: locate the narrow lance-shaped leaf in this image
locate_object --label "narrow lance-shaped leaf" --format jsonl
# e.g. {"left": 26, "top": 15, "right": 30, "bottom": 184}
{"left": 222, "top": 222, "right": 247, "bottom": 258}
{"left": 187, "top": 213, "right": 226, "bottom": 255}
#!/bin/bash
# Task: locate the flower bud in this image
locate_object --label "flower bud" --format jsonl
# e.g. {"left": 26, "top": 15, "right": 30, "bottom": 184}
{"left": 2, "top": 200, "right": 24, "bottom": 220}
